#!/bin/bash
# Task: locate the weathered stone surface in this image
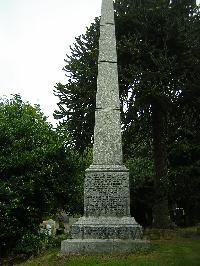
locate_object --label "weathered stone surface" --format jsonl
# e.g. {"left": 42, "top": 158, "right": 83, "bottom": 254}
{"left": 100, "top": 0, "right": 115, "bottom": 26}
{"left": 61, "top": 239, "right": 150, "bottom": 254}
{"left": 87, "top": 164, "right": 128, "bottom": 171}
{"left": 70, "top": 217, "right": 142, "bottom": 240}
{"left": 98, "top": 24, "right": 117, "bottom": 62}
{"left": 84, "top": 169, "right": 130, "bottom": 217}
{"left": 93, "top": 109, "right": 123, "bottom": 165}
{"left": 96, "top": 62, "right": 120, "bottom": 109}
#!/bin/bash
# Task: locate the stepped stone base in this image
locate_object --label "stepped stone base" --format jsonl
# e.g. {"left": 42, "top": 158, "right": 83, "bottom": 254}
{"left": 61, "top": 239, "right": 150, "bottom": 254}
{"left": 61, "top": 216, "right": 150, "bottom": 254}
{"left": 70, "top": 216, "right": 143, "bottom": 239}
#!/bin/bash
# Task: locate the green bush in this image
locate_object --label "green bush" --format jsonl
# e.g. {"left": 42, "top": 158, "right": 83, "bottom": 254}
{"left": 0, "top": 95, "right": 77, "bottom": 256}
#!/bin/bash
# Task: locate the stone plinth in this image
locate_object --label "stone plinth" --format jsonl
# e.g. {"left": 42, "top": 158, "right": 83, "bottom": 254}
{"left": 70, "top": 217, "right": 143, "bottom": 239}
{"left": 61, "top": 165, "right": 150, "bottom": 254}
{"left": 61, "top": 239, "right": 150, "bottom": 254}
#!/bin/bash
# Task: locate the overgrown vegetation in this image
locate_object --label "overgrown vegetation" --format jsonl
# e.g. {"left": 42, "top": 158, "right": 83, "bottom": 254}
{"left": 0, "top": 95, "right": 82, "bottom": 257}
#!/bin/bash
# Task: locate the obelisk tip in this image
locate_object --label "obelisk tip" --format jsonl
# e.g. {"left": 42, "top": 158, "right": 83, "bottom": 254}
{"left": 100, "top": 0, "right": 115, "bottom": 25}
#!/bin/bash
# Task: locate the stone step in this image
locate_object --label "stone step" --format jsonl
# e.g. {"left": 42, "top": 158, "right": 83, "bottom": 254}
{"left": 61, "top": 239, "right": 150, "bottom": 254}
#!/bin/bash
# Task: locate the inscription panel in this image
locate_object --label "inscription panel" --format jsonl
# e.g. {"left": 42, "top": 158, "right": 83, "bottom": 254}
{"left": 71, "top": 223, "right": 143, "bottom": 240}
{"left": 84, "top": 170, "right": 130, "bottom": 217}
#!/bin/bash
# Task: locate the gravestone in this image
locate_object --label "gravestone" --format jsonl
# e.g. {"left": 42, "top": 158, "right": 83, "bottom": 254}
{"left": 61, "top": 0, "right": 149, "bottom": 253}
{"left": 40, "top": 219, "right": 56, "bottom": 236}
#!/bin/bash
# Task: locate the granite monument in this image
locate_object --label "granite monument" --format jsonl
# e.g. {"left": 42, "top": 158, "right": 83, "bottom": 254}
{"left": 61, "top": 0, "right": 149, "bottom": 253}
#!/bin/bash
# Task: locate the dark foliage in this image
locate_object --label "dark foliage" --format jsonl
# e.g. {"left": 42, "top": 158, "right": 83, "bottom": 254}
{"left": 0, "top": 95, "right": 80, "bottom": 256}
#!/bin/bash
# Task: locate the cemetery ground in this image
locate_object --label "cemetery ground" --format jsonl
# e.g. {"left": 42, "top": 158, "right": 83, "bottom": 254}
{"left": 8, "top": 227, "right": 200, "bottom": 266}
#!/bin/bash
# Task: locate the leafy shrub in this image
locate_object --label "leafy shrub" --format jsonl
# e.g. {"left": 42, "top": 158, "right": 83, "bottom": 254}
{"left": 0, "top": 95, "right": 78, "bottom": 256}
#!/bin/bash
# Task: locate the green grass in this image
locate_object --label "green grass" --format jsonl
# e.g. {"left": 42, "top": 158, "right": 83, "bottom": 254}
{"left": 18, "top": 237, "right": 200, "bottom": 266}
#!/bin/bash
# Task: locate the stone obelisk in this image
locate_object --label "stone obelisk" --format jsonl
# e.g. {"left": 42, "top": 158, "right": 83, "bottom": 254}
{"left": 61, "top": 0, "right": 149, "bottom": 253}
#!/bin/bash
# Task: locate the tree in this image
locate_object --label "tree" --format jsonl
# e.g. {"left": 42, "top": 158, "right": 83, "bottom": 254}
{"left": 115, "top": 0, "right": 200, "bottom": 228}
{"left": 54, "top": 1, "right": 200, "bottom": 228}
{"left": 0, "top": 95, "right": 79, "bottom": 256}
{"left": 168, "top": 102, "right": 200, "bottom": 225}
{"left": 54, "top": 19, "right": 100, "bottom": 152}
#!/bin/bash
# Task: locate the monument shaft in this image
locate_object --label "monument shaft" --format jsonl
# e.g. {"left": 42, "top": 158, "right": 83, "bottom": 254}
{"left": 84, "top": 0, "right": 129, "bottom": 218}
{"left": 93, "top": 0, "right": 122, "bottom": 165}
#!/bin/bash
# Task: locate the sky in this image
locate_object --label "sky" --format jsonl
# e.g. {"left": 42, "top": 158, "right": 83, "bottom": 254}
{"left": 0, "top": 0, "right": 199, "bottom": 125}
{"left": 0, "top": 0, "right": 101, "bottom": 125}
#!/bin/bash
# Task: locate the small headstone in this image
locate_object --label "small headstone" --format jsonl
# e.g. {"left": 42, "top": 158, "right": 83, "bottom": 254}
{"left": 40, "top": 219, "right": 56, "bottom": 236}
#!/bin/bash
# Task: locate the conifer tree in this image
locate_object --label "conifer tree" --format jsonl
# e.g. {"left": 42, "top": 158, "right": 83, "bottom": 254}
{"left": 54, "top": 0, "right": 200, "bottom": 228}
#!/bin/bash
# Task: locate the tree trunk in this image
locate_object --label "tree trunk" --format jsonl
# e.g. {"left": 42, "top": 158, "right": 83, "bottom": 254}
{"left": 151, "top": 100, "right": 172, "bottom": 228}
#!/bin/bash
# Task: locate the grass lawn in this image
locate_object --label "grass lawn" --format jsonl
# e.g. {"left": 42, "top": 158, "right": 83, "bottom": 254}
{"left": 18, "top": 237, "right": 200, "bottom": 266}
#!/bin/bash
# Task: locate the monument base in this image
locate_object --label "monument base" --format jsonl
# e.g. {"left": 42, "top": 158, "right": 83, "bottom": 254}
{"left": 61, "top": 216, "right": 150, "bottom": 254}
{"left": 61, "top": 239, "right": 150, "bottom": 254}
{"left": 70, "top": 216, "right": 143, "bottom": 239}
